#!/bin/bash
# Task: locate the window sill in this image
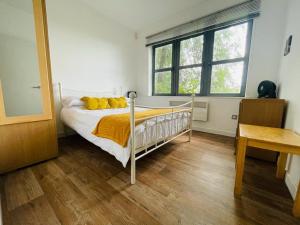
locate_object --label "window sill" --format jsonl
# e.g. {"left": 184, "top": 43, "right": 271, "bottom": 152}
{"left": 148, "top": 95, "right": 247, "bottom": 100}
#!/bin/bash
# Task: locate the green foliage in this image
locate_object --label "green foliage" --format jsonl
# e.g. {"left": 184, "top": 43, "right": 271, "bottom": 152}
{"left": 179, "top": 76, "right": 200, "bottom": 94}
{"left": 213, "top": 24, "right": 247, "bottom": 61}
{"left": 155, "top": 72, "right": 171, "bottom": 94}
{"left": 155, "top": 45, "right": 172, "bottom": 69}
{"left": 214, "top": 29, "right": 232, "bottom": 60}
{"left": 154, "top": 23, "right": 247, "bottom": 95}
{"left": 211, "top": 24, "right": 247, "bottom": 93}
{"left": 179, "top": 68, "right": 201, "bottom": 94}
{"left": 180, "top": 36, "right": 203, "bottom": 66}
{"left": 154, "top": 45, "right": 172, "bottom": 94}
{"left": 178, "top": 36, "right": 203, "bottom": 94}
{"left": 211, "top": 66, "right": 240, "bottom": 93}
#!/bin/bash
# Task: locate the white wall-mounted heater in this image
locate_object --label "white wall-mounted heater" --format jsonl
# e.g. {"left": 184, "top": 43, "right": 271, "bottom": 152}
{"left": 169, "top": 100, "right": 208, "bottom": 122}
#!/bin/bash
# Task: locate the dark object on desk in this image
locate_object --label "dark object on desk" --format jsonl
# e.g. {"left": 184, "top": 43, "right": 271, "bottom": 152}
{"left": 258, "top": 80, "right": 277, "bottom": 98}
{"left": 236, "top": 99, "right": 286, "bottom": 162}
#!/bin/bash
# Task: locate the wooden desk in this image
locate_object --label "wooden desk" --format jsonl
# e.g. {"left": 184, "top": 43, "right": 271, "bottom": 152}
{"left": 235, "top": 124, "right": 300, "bottom": 217}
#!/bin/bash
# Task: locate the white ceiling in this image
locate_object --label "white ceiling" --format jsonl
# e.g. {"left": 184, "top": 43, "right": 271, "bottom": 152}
{"left": 79, "top": 0, "right": 208, "bottom": 31}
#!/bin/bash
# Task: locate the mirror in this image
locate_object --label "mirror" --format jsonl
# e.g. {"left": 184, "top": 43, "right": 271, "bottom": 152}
{"left": 0, "top": 0, "right": 43, "bottom": 117}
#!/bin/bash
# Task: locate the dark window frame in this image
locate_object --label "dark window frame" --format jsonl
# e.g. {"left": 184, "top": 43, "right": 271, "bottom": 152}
{"left": 152, "top": 20, "right": 253, "bottom": 97}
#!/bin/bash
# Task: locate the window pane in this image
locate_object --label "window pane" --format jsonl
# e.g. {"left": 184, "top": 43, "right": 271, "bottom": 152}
{"left": 154, "top": 71, "right": 172, "bottom": 94}
{"left": 210, "top": 62, "right": 244, "bottom": 94}
{"left": 179, "top": 67, "right": 201, "bottom": 94}
{"left": 155, "top": 44, "right": 172, "bottom": 69}
{"left": 180, "top": 36, "right": 203, "bottom": 66}
{"left": 213, "top": 23, "right": 248, "bottom": 61}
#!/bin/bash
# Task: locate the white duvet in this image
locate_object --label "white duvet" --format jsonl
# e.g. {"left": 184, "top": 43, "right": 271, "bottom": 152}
{"left": 61, "top": 106, "right": 190, "bottom": 167}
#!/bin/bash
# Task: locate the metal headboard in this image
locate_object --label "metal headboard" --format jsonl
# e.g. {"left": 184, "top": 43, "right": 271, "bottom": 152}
{"left": 57, "top": 82, "right": 123, "bottom": 102}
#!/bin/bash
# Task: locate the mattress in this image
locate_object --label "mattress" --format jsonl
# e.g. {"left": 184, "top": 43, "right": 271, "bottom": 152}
{"left": 61, "top": 106, "right": 190, "bottom": 167}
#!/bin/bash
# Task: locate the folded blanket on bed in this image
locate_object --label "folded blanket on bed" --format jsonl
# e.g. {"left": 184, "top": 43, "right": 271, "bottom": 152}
{"left": 92, "top": 109, "right": 181, "bottom": 147}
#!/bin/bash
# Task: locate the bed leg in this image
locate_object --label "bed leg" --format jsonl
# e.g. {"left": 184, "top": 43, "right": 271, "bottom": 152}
{"left": 188, "top": 94, "right": 195, "bottom": 142}
{"left": 129, "top": 92, "right": 137, "bottom": 185}
{"left": 131, "top": 157, "right": 136, "bottom": 184}
{"left": 189, "top": 129, "right": 192, "bottom": 142}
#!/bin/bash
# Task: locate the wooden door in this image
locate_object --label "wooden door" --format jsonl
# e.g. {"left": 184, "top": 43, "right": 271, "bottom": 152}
{"left": 0, "top": 0, "right": 58, "bottom": 173}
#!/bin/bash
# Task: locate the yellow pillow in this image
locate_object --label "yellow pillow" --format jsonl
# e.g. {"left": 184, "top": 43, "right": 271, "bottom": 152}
{"left": 108, "top": 97, "right": 128, "bottom": 108}
{"left": 85, "top": 97, "right": 99, "bottom": 110}
{"left": 118, "top": 97, "right": 128, "bottom": 108}
{"left": 82, "top": 96, "right": 127, "bottom": 109}
{"left": 80, "top": 96, "right": 89, "bottom": 102}
{"left": 81, "top": 97, "right": 110, "bottom": 110}
{"left": 98, "top": 98, "right": 109, "bottom": 109}
{"left": 108, "top": 98, "right": 119, "bottom": 108}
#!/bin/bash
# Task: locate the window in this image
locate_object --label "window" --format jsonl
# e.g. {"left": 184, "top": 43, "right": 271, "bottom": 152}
{"left": 179, "top": 36, "right": 203, "bottom": 94}
{"left": 152, "top": 21, "right": 253, "bottom": 96}
{"left": 153, "top": 44, "right": 173, "bottom": 94}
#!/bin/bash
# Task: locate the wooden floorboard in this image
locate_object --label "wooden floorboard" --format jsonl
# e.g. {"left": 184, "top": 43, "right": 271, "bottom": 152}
{"left": 1, "top": 132, "right": 300, "bottom": 225}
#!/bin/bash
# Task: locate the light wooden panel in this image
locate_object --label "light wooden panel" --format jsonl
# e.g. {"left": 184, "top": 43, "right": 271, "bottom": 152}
{"left": 0, "top": 0, "right": 58, "bottom": 173}
{"left": 238, "top": 99, "right": 286, "bottom": 127}
{"left": 276, "top": 153, "right": 288, "bottom": 179}
{"left": 0, "top": 120, "right": 58, "bottom": 173}
{"left": 240, "top": 124, "right": 300, "bottom": 148}
{"left": 236, "top": 98, "right": 286, "bottom": 162}
{"left": 234, "top": 137, "right": 247, "bottom": 196}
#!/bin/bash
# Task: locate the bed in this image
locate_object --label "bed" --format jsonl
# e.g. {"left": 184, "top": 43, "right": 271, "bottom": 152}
{"left": 58, "top": 83, "right": 194, "bottom": 184}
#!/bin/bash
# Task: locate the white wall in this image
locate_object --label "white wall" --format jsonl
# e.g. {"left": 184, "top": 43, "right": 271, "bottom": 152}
{"left": 135, "top": 0, "right": 288, "bottom": 137}
{"left": 45, "top": 0, "right": 137, "bottom": 135}
{"left": 277, "top": 0, "right": 300, "bottom": 199}
{"left": 45, "top": 0, "right": 289, "bottom": 137}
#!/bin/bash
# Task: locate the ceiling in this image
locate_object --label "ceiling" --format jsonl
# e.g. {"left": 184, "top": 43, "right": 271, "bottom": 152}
{"left": 79, "top": 0, "right": 207, "bottom": 31}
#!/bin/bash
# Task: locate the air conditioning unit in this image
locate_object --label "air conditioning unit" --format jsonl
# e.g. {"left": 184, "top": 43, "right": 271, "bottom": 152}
{"left": 169, "top": 100, "right": 208, "bottom": 122}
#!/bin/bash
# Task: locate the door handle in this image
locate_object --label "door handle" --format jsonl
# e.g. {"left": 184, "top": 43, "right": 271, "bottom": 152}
{"left": 31, "top": 85, "right": 41, "bottom": 89}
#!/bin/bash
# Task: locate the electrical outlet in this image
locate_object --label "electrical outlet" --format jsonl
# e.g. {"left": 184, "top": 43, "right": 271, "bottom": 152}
{"left": 232, "top": 115, "right": 238, "bottom": 120}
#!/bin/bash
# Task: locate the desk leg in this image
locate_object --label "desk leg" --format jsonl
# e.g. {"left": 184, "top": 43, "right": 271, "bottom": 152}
{"left": 293, "top": 181, "right": 300, "bottom": 217}
{"left": 276, "top": 153, "right": 288, "bottom": 179}
{"left": 234, "top": 137, "right": 247, "bottom": 196}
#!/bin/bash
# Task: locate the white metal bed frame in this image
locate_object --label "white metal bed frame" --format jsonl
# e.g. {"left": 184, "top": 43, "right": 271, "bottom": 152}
{"left": 58, "top": 83, "right": 195, "bottom": 184}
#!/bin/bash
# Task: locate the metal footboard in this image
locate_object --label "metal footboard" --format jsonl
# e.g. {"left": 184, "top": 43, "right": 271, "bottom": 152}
{"left": 129, "top": 93, "right": 195, "bottom": 184}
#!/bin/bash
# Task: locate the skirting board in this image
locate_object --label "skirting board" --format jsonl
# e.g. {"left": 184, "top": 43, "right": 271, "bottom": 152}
{"left": 285, "top": 172, "right": 297, "bottom": 200}
{"left": 192, "top": 126, "right": 235, "bottom": 137}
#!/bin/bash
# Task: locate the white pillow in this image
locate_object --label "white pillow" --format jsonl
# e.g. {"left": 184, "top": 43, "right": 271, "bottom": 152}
{"left": 62, "top": 96, "right": 84, "bottom": 108}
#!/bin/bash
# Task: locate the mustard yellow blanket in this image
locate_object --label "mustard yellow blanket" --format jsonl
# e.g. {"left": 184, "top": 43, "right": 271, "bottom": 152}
{"left": 92, "top": 109, "right": 178, "bottom": 147}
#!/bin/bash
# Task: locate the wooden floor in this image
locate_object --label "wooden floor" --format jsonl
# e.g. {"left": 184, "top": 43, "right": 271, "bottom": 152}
{"left": 1, "top": 132, "right": 300, "bottom": 225}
